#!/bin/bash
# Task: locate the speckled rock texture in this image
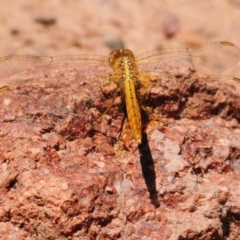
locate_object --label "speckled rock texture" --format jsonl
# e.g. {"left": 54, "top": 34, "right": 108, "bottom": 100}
{"left": 0, "top": 0, "right": 240, "bottom": 239}
{"left": 0, "top": 59, "right": 240, "bottom": 239}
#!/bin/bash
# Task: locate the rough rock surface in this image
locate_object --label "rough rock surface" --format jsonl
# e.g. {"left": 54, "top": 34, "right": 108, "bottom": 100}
{"left": 0, "top": 0, "right": 240, "bottom": 240}
{"left": 0, "top": 58, "right": 240, "bottom": 240}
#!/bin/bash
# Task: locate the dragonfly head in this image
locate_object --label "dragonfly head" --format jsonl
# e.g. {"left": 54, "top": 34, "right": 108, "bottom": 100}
{"left": 108, "top": 49, "right": 135, "bottom": 68}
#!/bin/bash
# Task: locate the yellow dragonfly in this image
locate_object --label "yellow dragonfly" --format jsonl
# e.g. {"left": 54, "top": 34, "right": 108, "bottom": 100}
{"left": 0, "top": 41, "right": 240, "bottom": 144}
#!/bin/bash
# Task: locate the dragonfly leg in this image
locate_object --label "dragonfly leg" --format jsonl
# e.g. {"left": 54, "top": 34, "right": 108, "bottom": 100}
{"left": 0, "top": 86, "right": 10, "bottom": 92}
{"left": 99, "top": 80, "right": 122, "bottom": 116}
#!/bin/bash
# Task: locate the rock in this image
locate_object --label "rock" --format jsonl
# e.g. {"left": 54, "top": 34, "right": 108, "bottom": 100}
{"left": 0, "top": 57, "right": 240, "bottom": 239}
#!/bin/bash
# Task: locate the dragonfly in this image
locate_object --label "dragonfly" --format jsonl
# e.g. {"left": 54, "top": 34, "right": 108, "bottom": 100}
{"left": 0, "top": 41, "right": 240, "bottom": 144}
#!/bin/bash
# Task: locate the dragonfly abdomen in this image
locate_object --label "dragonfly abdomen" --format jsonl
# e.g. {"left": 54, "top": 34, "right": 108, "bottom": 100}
{"left": 124, "top": 77, "right": 142, "bottom": 143}
{"left": 108, "top": 49, "right": 142, "bottom": 143}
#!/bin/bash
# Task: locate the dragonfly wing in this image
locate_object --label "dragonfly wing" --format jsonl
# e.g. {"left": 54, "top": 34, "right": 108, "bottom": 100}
{"left": 189, "top": 41, "right": 240, "bottom": 74}
{"left": 137, "top": 41, "right": 240, "bottom": 75}
{"left": 0, "top": 54, "right": 110, "bottom": 89}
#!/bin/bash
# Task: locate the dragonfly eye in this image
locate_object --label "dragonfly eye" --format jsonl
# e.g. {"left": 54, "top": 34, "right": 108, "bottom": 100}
{"left": 118, "top": 49, "right": 135, "bottom": 58}
{"left": 108, "top": 49, "right": 120, "bottom": 67}
{"left": 108, "top": 49, "right": 135, "bottom": 67}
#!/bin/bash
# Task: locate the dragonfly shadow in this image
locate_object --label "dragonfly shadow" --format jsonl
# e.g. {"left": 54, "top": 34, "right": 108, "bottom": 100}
{"left": 138, "top": 130, "right": 160, "bottom": 208}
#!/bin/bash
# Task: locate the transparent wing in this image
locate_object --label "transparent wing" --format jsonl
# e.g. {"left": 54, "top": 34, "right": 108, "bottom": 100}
{"left": 136, "top": 41, "right": 240, "bottom": 75}
{"left": 0, "top": 54, "right": 110, "bottom": 89}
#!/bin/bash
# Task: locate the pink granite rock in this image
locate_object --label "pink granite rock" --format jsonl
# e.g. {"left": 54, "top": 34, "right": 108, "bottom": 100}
{"left": 0, "top": 58, "right": 239, "bottom": 240}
